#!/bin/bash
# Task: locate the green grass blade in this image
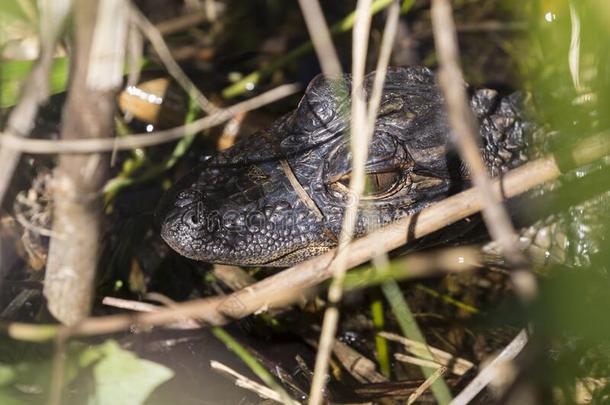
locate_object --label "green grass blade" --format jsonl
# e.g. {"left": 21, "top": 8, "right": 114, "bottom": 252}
{"left": 221, "top": 0, "right": 396, "bottom": 99}
{"left": 211, "top": 327, "right": 295, "bottom": 404}
{"left": 0, "top": 57, "right": 69, "bottom": 108}
{"left": 381, "top": 280, "right": 453, "bottom": 404}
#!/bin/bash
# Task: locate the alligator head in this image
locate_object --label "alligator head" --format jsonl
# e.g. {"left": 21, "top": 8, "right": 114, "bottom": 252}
{"left": 157, "top": 66, "right": 528, "bottom": 266}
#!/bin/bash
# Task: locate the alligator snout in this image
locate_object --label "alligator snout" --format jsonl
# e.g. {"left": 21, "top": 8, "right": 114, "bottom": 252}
{"left": 158, "top": 157, "right": 336, "bottom": 266}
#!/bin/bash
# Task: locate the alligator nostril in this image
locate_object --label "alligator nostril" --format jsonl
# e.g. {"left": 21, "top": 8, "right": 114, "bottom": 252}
{"left": 182, "top": 208, "right": 204, "bottom": 230}
{"left": 189, "top": 213, "right": 199, "bottom": 224}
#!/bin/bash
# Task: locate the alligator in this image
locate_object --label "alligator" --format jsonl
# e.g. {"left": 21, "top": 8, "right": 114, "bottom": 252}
{"left": 156, "top": 66, "right": 602, "bottom": 267}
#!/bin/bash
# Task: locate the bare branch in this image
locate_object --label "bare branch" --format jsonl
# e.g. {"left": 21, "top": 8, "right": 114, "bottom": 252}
{"left": 0, "top": 83, "right": 301, "bottom": 153}
{"left": 408, "top": 366, "right": 448, "bottom": 405}
{"left": 44, "top": 0, "right": 124, "bottom": 324}
{"left": 431, "top": 0, "right": 536, "bottom": 300}
{"left": 297, "top": 0, "right": 342, "bottom": 78}
{"left": 211, "top": 361, "right": 299, "bottom": 404}
{"left": 449, "top": 330, "right": 528, "bottom": 405}
{"left": 5, "top": 135, "right": 609, "bottom": 340}
{"left": 129, "top": 4, "right": 218, "bottom": 114}
{"left": 308, "top": 1, "right": 374, "bottom": 402}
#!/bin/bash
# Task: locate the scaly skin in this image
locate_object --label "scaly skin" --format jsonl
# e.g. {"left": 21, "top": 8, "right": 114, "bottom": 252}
{"left": 157, "top": 66, "right": 532, "bottom": 266}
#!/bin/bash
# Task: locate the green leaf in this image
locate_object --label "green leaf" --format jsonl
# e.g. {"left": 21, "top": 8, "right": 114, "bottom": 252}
{"left": 90, "top": 341, "right": 174, "bottom": 405}
{"left": 0, "top": 57, "right": 69, "bottom": 108}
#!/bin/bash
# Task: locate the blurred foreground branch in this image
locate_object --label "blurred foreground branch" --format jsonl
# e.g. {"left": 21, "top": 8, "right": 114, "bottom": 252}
{"left": 431, "top": 0, "right": 534, "bottom": 301}
{"left": 44, "top": 0, "right": 127, "bottom": 324}
{"left": 6, "top": 132, "right": 609, "bottom": 339}
{"left": 0, "top": 83, "right": 300, "bottom": 153}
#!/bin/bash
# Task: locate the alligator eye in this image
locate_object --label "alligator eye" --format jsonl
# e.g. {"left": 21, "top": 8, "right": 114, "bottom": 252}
{"left": 330, "top": 170, "right": 405, "bottom": 200}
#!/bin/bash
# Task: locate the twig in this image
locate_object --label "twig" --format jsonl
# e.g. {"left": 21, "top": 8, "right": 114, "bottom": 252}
{"left": 306, "top": 336, "right": 388, "bottom": 384}
{"left": 4, "top": 135, "right": 609, "bottom": 340}
{"left": 212, "top": 264, "right": 256, "bottom": 291}
{"left": 0, "top": 83, "right": 300, "bottom": 153}
{"left": 408, "top": 366, "right": 448, "bottom": 405}
{"left": 430, "top": 0, "right": 536, "bottom": 301}
{"left": 342, "top": 246, "right": 482, "bottom": 290}
{"left": 308, "top": 1, "right": 375, "bottom": 403}
{"left": 156, "top": 12, "right": 208, "bottom": 35}
{"left": 381, "top": 331, "right": 474, "bottom": 376}
{"left": 381, "top": 278, "right": 453, "bottom": 403}
{"left": 365, "top": 0, "right": 401, "bottom": 137}
{"left": 101, "top": 296, "right": 200, "bottom": 330}
{"left": 396, "top": 353, "right": 444, "bottom": 369}
{"left": 211, "top": 327, "right": 297, "bottom": 405}
{"left": 211, "top": 361, "right": 297, "bottom": 404}
{"left": 369, "top": 5, "right": 453, "bottom": 400}
{"left": 103, "top": 296, "right": 161, "bottom": 312}
{"left": 221, "top": 0, "right": 396, "bottom": 98}
{"left": 449, "top": 329, "right": 528, "bottom": 405}
{"left": 47, "top": 332, "right": 69, "bottom": 405}
{"left": 44, "top": 0, "right": 123, "bottom": 325}
{"left": 129, "top": 4, "right": 218, "bottom": 114}
{"left": 297, "top": 0, "right": 342, "bottom": 78}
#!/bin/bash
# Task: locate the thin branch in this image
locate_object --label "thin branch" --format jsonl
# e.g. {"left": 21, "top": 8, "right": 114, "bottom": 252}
{"left": 47, "top": 333, "right": 69, "bottom": 405}
{"left": 366, "top": 0, "right": 401, "bottom": 136}
{"left": 430, "top": 0, "right": 536, "bottom": 301}
{"left": 382, "top": 331, "right": 474, "bottom": 376}
{"left": 211, "top": 361, "right": 298, "bottom": 404}
{"left": 308, "top": 1, "right": 374, "bottom": 403}
{"left": 297, "top": 0, "right": 343, "bottom": 78}
{"left": 5, "top": 135, "right": 609, "bottom": 340}
{"left": 129, "top": 3, "right": 219, "bottom": 114}
{"left": 408, "top": 366, "right": 448, "bottom": 405}
{"left": 221, "top": 0, "right": 396, "bottom": 99}
{"left": 0, "top": 83, "right": 300, "bottom": 153}
{"left": 156, "top": 12, "right": 209, "bottom": 35}
{"left": 449, "top": 329, "right": 528, "bottom": 405}
{"left": 43, "top": 0, "right": 123, "bottom": 325}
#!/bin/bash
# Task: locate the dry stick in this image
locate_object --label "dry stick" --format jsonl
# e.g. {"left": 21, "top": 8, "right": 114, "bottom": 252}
{"left": 381, "top": 331, "right": 474, "bottom": 376}
{"left": 365, "top": 0, "right": 400, "bottom": 136}
{"left": 44, "top": 0, "right": 126, "bottom": 325}
{"left": 308, "top": 1, "right": 374, "bottom": 403}
{"left": 365, "top": 4, "right": 453, "bottom": 401}
{"left": 47, "top": 331, "right": 69, "bottom": 405}
{"left": 6, "top": 134, "right": 610, "bottom": 341}
{"left": 156, "top": 12, "right": 209, "bottom": 35}
{"left": 449, "top": 330, "right": 529, "bottom": 405}
{"left": 211, "top": 361, "right": 298, "bottom": 404}
{"left": 0, "top": 83, "right": 300, "bottom": 154}
{"left": 129, "top": 3, "right": 219, "bottom": 115}
{"left": 408, "top": 366, "right": 448, "bottom": 405}
{"left": 297, "top": 0, "right": 343, "bottom": 78}
{"left": 430, "top": 0, "right": 536, "bottom": 301}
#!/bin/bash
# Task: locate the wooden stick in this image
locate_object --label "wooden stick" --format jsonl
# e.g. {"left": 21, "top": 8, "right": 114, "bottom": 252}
{"left": 308, "top": 0, "right": 374, "bottom": 402}
{"left": 44, "top": 0, "right": 122, "bottom": 325}
{"left": 431, "top": 0, "right": 534, "bottom": 300}
{"left": 0, "top": 83, "right": 300, "bottom": 154}
{"left": 449, "top": 330, "right": 528, "bottom": 405}
{"left": 5, "top": 134, "right": 609, "bottom": 340}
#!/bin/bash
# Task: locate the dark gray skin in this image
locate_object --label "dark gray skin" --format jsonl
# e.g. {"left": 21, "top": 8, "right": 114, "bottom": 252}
{"left": 158, "top": 66, "right": 529, "bottom": 266}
